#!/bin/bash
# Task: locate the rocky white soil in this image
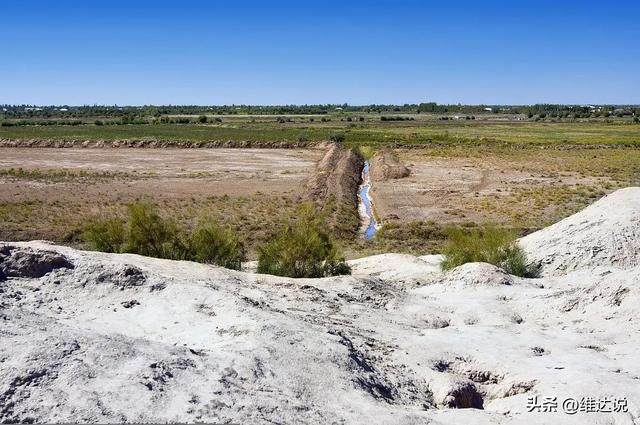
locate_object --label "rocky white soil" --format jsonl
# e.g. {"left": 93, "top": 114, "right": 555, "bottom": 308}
{"left": 1, "top": 188, "right": 639, "bottom": 424}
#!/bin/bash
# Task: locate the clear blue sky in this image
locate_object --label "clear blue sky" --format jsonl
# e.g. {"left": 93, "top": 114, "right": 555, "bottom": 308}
{"left": 2, "top": 0, "right": 639, "bottom": 105}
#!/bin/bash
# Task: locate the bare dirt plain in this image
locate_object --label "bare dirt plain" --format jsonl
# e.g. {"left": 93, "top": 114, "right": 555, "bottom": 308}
{"left": 372, "top": 148, "right": 621, "bottom": 230}
{"left": 0, "top": 147, "right": 323, "bottom": 247}
{"left": 2, "top": 141, "right": 638, "bottom": 258}
{"left": 0, "top": 147, "right": 320, "bottom": 191}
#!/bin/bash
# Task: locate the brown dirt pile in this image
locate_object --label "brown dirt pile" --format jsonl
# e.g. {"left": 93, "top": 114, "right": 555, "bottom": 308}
{"left": 305, "top": 143, "right": 364, "bottom": 237}
{"left": 370, "top": 150, "right": 410, "bottom": 181}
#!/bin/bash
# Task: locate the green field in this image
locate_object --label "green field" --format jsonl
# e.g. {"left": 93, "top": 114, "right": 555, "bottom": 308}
{"left": 2, "top": 117, "right": 639, "bottom": 147}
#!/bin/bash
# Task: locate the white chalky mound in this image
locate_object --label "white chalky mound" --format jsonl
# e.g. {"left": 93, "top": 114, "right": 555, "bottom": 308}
{"left": 438, "top": 263, "right": 515, "bottom": 287}
{"left": 1, "top": 188, "right": 639, "bottom": 424}
{"left": 520, "top": 187, "right": 640, "bottom": 276}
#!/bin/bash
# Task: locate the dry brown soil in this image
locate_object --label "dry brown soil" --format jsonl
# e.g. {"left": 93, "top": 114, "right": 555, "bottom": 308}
{"left": 371, "top": 149, "right": 614, "bottom": 228}
{"left": 0, "top": 147, "right": 324, "bottom": 245}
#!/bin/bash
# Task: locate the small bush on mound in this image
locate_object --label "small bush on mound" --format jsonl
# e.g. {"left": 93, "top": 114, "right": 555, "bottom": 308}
{"left": 83, "top": 203, "right": 245, "bottom": 270}
{"left": 257, "top": 205, "right": 351, "bottom": 278}
{"left": 441, "top": 226, "right": 536, "bottom": 277}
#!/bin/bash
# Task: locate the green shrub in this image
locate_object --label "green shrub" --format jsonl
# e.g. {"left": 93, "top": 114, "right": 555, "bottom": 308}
{"left": 84, "top": 203, "right": 245, "bottom": 269}
{"left": 329, "top": 132, "right": 345, "bottom": 143}
{"left": 440, "top": 226, "right": 536, "bottom": 277}
{"left": 257, "top": 205, "right": 351, "bottom": 278}
{"left": 189, "top": 221, "right": 245, "bottom": 270}
{"left": 84, "top": 218, "right": 126, "bottom": 253}
{"left": 123, "top": 202, "right": 183, "bottom": 259}
{"left": 198, "top": 115, "right": 208, "bottom": 123}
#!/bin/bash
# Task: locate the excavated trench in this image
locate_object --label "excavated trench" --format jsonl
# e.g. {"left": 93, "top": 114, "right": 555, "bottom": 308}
{"left": 358, "top": 161, "right": 379, "bottom": 239}
{"left": 305, "top": 143, "right": 384, "bottom": 240}
{"left": 305, "top": 143, "right": 365, "bottom": 238}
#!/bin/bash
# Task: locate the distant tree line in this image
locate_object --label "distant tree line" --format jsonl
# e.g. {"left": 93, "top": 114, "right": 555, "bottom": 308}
{"left": 1, "top": 103, "right": 638, "bottom": 120}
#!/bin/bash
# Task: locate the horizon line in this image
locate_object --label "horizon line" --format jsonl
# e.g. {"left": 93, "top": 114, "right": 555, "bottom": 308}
{"left": 3, "top": 103, "right": 640, "bottom": 108}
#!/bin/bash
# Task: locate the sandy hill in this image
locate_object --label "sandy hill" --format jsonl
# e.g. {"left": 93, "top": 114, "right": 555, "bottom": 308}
{"left": 1, "top": 188, "right": 639, "bottom": 424}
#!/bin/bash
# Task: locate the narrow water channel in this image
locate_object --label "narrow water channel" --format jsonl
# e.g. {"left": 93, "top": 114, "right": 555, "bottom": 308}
{"left": 358, "top": 161, "right": 378, "bottom": 239}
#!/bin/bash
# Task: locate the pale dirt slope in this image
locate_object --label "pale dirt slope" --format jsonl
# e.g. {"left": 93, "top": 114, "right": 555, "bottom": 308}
{"left": 520, "top": 187, "right": 640, "bottom": 276}
{"left": 1, "top": 188, "right": 639, "bottom": 424}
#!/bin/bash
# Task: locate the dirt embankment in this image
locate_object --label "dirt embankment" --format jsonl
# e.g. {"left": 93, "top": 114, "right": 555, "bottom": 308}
{"left": 306, "top": 143, "right": 364, "bottom": 236}
{"left": 369, "top": 149, "right": 410, "bottom": 182}
{"left": 0, "top": 138, "right": 313, "bottom": 149}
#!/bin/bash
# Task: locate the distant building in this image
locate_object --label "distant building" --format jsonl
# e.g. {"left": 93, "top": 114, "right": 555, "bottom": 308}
{"left": 484, "top": 107, "right": 493, "bottom": 112}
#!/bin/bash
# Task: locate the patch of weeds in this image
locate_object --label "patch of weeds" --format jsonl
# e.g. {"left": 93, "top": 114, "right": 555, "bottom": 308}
{"left": 84, "top": 202, "right": 246, "bottom": 269}
{"left": 358, "top": 145, "right": 376, "bottom": 161}
{"left": 257, "top": 204, "right": 351, "bottom": 278}
{"left": 0, "top": 167, "right": 130, "bottom": 182}
{"left": 84, "top": 218, "right": 126, "bottom": 253}
{"left": 441, "top": 225, "right": 537, "bottom": 277}
{"left": 188, "top": 220, "right": 245, "bottom": 270}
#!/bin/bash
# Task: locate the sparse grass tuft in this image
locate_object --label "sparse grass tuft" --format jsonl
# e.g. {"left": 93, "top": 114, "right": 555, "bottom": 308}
{"left": 358, "top": 145, "right": 376, "bottom": 161}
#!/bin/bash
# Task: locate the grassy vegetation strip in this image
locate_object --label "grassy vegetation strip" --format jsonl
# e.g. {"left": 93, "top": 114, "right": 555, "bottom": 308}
{"left": 1, "top": 120, "right": 638, "bottom": 147}
{"left": 0, "top": 138, "right": 316, "bottom": 149}
{"left": 83, "top": 201, "right": 350, "bottom": 277}
{"left": 85, "top": 202, "right": 246, "bottom": 270}
{"left": 0, "top": 167, "right": 298, "bottom": 182}
{"left": 0, "top": 167, "right": 138, "bottom": 182}
{"left": 0, "top": 194, "right": 299, "bottom": 252}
